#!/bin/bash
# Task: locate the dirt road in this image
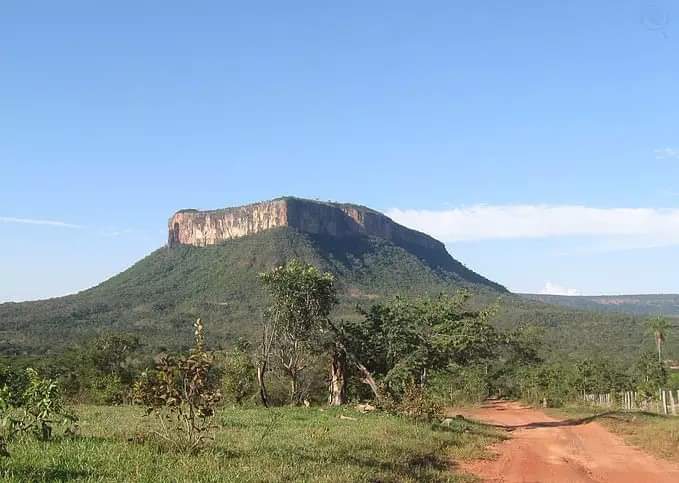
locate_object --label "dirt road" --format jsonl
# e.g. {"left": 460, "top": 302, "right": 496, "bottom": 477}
{"left": 457, "top": 400, "right": 679, "bottom": 483}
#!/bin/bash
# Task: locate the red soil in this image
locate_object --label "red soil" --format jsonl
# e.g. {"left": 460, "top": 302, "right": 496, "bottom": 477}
{"left": 457, "top": 400, "right": 679, "bottom": 483}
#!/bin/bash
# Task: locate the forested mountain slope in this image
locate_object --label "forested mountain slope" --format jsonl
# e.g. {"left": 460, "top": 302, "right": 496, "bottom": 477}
{"left": 0, "top": 227, "right": 502, "bottom": 355}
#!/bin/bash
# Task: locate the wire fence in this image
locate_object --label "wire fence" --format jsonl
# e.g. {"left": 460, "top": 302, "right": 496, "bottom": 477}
{"left": 584, "top": 389, "right": 679, "bottom": 415}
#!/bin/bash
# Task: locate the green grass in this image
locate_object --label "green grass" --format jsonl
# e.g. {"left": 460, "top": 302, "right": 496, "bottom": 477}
{"left": 0, "top": 405, "right": 501, "bottom": 482}
{"left": 549, "top": 405, "right": 679, "bottom": 462}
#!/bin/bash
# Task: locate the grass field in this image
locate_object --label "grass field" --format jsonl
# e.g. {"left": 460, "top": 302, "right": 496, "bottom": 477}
{"left": 550, "top": 405, "right": 679, "bottom": 462}
{"left": 0, "top": 405, "right": 502, "bottom": 482}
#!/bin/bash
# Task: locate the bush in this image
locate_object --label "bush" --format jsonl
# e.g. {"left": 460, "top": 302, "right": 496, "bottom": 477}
{"left": 15, "top": 369, "right": 78, "bottom": 441}
{"left": 219, "top": 344, "right": 257, "bottom": 405}
{"left": 133, "top": 319, "right": 222, "bottom": 453}
{"left": 0, "top": 369, "right": 77, "bottom": 457}
{"left": 380, "top": 384, "right": 443, "bottom": 422}
{"left": 428, "top": 366, "right": 490, "bottom": 405}
{"left": 89, "top": 374, "right": 126, "bottom": 405}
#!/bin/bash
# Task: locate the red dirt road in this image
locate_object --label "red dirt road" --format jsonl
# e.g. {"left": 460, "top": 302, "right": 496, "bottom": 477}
{"left": 457, "top": 400, "right": 679, "bottom": 483}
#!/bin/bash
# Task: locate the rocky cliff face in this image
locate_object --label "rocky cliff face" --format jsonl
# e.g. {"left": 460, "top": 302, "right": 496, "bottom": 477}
{"left": 168, "top": 197, "right": 506, "bottom": 291}
{"left": 168, "top": 197, "right": 442, "bottom": 253}
{"left": 168, "top": 199, "right": 289, "bottom": 248}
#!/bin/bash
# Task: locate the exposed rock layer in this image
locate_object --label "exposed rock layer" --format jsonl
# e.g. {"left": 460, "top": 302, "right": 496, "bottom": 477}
{"left": 168, "top": 197, "right": 441, "bottom": 252}
{"left": 167, "top": 197, "right": 506, "bottom": 291}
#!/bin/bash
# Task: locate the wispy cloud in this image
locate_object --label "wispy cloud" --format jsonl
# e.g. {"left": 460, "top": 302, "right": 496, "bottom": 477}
{"left": 0, "top": 217, "right": 81, "bottom": 228}
{"left": 386, "top": 205, "right": 679, "bottom": 247}
{"left": 540, "top": 281, "right": 579, "bottom": 296}
{"left": 655, "top": 148, "right": 679, "bottom": 159}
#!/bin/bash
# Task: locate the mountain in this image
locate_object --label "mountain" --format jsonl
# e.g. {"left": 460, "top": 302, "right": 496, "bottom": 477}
{"left": 521, "top": 293, "right": 679, "bottom": 317}
{"left": 0, "top": 198, "right": 505, "bottom": 355}
{"left": 3, "top": 197, "right": 674, "bottom": 363}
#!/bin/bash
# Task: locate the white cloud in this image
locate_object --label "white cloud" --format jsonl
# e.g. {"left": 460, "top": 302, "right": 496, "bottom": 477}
{"left": 540, "top": 281, "right": 579, "bottom": 296}
{"left": 655, "top": 148, "right": 679, "bottom": 159}
{"left": 0, "top": 217, "right": 81, "bottom": 228}
{"left": 386, "top": 205, "right": 679, "bottom": 246}
{"left": 99, "top": 228, "right": 133, "bottom": 238}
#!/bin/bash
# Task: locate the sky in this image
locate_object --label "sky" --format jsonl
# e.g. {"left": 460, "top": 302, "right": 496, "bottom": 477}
{"left": 1, "top": 0, "right": 678, "bottom": 302}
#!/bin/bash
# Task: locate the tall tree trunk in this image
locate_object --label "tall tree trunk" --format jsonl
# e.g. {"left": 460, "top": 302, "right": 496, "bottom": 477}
{"left": 290, "top": 371, "right": 299, "bottom": 405}
{"left": 257, "top": 364, "right": 269, "bottom": 408}
{"left": 657, "top": 334, "right": 663, "bottom": 363}
{"left": 329, "top": 346, "right": 347, "bottom": 406}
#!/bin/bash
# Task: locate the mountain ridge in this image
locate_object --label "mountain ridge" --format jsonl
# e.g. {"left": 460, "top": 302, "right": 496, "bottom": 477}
{"left": 521, "top": 293, "right": 679, "bottom": 317}
{"left": 168, "top": 197, "right": 506, "bottom": 292}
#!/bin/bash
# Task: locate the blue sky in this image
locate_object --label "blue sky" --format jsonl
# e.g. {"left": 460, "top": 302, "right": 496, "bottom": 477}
{"left": 1, "top": 0, "right": 678, "bottom": 301}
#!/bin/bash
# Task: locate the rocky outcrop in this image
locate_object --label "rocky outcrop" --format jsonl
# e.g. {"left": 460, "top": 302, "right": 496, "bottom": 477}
{"left": 167, "top": 197, "right": 507, "bottom": 292}
{"left": 168, "top": 199, "right": 289, "bottom": 248}
{"left": 168, "top": 197, "right": 441, "bottom": 253}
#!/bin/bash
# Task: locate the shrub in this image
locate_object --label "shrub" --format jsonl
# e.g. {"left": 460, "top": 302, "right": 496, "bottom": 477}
{"left": 89, "top": 374, "right": 126, "bottom": 405}
{"left": 396, "top": 385, "right": 443, "bottom": 421}
{"left": 133, "top": 319, "right": 222, "bottom": 453}
{"left": 0, "top": 369, "right": 77, "bottom": 457}
{"left": 15, "top": 368, "right": 78, "bottom": 441}
{"left": 380, "top": 384, "right": 443, "bottom": 422}
{"left": 219, "top": 343, "right": 257, "bottom": 405}
{"left": 428, "top": 366, "right": 490, "bottom": 405}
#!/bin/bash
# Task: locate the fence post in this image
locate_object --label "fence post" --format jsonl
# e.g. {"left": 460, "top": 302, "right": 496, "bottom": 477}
{"left": 660, "top": 389, "right": 666, "bottom": 415}
{"left": 670, "top": 390, "right": 676, "bottom": 416}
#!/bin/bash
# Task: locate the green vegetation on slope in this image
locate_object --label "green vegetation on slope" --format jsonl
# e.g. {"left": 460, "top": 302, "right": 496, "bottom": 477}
{"left": 0, "top": 227, "right": 499, "bottom": 356}
{"left": 522, "top": 293, "right": 679, "bottom": 317}
{"left": 0, "top": 227, "right": 673, "bottom": 364}
{"left": 0, "top": 405, "right": 501, "bottom": 482}
{"left": 493, "top": 296, "right": 679, "bottom": 363}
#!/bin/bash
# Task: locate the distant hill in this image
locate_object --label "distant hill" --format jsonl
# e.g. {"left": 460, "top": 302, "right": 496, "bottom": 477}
{"left": 521, "top": 294, "right": 679, "bottom": 317}
{"left": 0, "top": 198, "right": 504, "bottom": 355}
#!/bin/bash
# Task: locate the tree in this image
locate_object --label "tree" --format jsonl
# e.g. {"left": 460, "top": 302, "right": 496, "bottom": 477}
{"left": 634, "top": 350, "right": 667, "bottom": 398}
{"left": 647, "top": 316, "right": 671, "bottom": 363}
{"left": 90, "top": 333, "right": 141, "bottom": 381}
{"left": 328, "top": 343, "right": 347, "bottom": 406}
{"left": 258, "top": 261, "right": 337, "bottom": 405}
{"left": 487, "top": 324, "right": 544, "bottom": 398}
{"left": 341, "top": 291, "right": 498, "bottom": 400}
{"left": 220, "top": 340, "right": 257, "bottom": 405}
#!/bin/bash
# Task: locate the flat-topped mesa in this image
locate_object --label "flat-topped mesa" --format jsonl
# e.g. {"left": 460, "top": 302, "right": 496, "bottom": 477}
{"left": 168, "top": 197, "right": 443, "bottom": 252}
